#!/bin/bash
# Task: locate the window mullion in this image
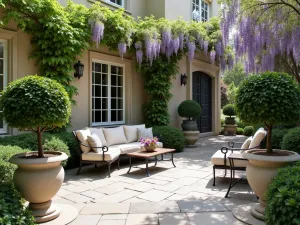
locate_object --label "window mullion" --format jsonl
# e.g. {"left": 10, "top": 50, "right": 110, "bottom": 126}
{"left": 108, "top": 64, "right": 111, "bottom": 123}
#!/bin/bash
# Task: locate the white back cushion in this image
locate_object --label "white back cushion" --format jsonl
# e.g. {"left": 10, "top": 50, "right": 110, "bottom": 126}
{"left": 89, "top": 128, "right": 108, "bottom": 146}
{"left": 76, "top": 129, "right": 91, "bottom": 153}
{"left": 137, "top": 127, "right": 154, "bottom": 140}
{"left": 87, "top": 133, "right": 103, "bottom": 153}
{"left": 103, "top": 127, "right": 128, "bottom": 146}
{"left": 123, "top": 124, "right": 146, "bottom": 143}
{"left": 240, "top": 136, "right": 253, "bottom": 153}
{"left": 249, "top": 128, "right": 267, "bottom": 149}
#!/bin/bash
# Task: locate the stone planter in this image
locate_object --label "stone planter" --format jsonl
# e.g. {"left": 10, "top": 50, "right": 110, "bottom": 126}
{"left": 183, "top": 130, "right": 200, "bottom": 147}
{"left": 181, "top": 120, "right": 198, "bottom": 131}
{"left": 224, "top": 124, "right": 237, "bottom": 136}
{"left": 10, "top": 151, "right": 68, "bottom": 223}
{"left": 225, "top": 117, "right": 236, "bottom": 125}
{"left": 242, "top": 149, "right": 300, "bottom": 220}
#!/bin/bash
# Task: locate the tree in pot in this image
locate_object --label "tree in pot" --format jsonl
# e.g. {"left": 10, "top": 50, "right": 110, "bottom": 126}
{"left": 236, "top": 72, "right": 300, "bottom": 221}
{"left": 178, "top": 100, "right": 201, "bottom": 147}
{"left": 222, "top": 104, "right": 237, "bottom": 135}
{"left": 0, "top": 75, "right": 72, "bottom": 223}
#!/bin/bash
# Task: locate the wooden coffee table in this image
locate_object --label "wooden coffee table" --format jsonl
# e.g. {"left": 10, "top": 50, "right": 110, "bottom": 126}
{"left": 127, "top": 148, "right": 176, "bottom": 177}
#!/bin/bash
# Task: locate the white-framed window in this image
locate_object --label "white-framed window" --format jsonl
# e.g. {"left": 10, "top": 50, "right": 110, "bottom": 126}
{"left": 0, "top": 40, "right": 7, "bottom": 134}
{"left": 192, "top": 0, "right": 209, "bottom": 22}
{"left": 92, "top": 60, "right": 125, "bottom": 126}
{"left": 107, "top": 0, "right": 124, "bottom": 7}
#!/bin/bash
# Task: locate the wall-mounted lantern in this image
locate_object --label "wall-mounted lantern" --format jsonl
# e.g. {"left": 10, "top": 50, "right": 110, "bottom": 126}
{"left": 74, "top": 61, "right": 84, "bottom": 79}
{"left": 181, "top": 74, "right": 188, "bottom": 86}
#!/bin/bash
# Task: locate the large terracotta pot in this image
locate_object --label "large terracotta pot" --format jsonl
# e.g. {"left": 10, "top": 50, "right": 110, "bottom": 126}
{"left": 10, "top": 151, "right": 68, "bottom": 223}
{"left": 183, "top": 130, "right": 200, "bottom": 147}
{"left": 242, "top": 149, "right": 300, "bottom": 220}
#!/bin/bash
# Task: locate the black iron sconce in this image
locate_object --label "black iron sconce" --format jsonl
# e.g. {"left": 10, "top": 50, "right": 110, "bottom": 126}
{"left": 74, "top": 60, "right": 84, "bottom": 79}
{"left": 181, "top": 74, "right": 188, "bottom": 86}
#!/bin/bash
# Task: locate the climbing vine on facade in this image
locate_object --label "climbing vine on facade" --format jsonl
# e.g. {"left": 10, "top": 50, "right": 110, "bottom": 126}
{"left": 0, "top": 0, "right": 225, "bottom": 125}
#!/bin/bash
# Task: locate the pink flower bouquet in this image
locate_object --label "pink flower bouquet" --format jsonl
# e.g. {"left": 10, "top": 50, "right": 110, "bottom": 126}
{"left": 140, "top": 137, "right": 158, "bottom": 152}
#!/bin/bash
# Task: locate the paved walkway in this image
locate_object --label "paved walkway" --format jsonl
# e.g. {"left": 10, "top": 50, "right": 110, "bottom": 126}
{"left": 54, "top": 135, "right": 256, "bottom": 225}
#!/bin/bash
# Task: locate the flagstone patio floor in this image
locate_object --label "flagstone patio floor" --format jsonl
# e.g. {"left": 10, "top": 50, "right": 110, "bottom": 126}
{"left": 54, "top": 135, "right": 256, "bottom": 225}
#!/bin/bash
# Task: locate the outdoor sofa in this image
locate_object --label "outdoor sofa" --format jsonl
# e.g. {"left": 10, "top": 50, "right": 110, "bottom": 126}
{"left": 73, "top": 124, "right": 163, "bottom": 177}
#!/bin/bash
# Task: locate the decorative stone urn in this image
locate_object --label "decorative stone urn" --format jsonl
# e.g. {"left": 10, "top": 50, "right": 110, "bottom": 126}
{"left": 182, "top": 130, "right": 200, "bottom": 147}
{"left": 242, "top": 149, "right": 300, "bottom": 220}
{"left": 10, "top": 151, "right": 68, "bottom": 223}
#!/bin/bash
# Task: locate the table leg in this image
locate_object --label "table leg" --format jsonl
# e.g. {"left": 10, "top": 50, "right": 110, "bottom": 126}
{"left": 171, "top": 153, "right": 176, "bottom": 167}
{"left": 145, "top": 158, "right": 150, "bottom": 177}
{"left": 154, "top": 156, "right": 158, "bottom": 166}
{"left": 225, "top": 158, "right": 234, "bottom": 198}
{"left": 127, "top": 157, "right": 132, "bottom": 174}
{"left": 161, "top": 154, "right": 164, "bottom": 160}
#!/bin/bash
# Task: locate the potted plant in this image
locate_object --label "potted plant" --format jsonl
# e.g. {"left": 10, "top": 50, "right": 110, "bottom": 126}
{"left": 178, "top": 100, "right": 201, "bottom": 147}
{"left": 236, "top": 72, "right": 300, "bottom": 220}
{"left": 222, "top": 104, "right": 237, "bottom": 135}
{"left": 0, "top": 75, "right": 71, "bottom": 223}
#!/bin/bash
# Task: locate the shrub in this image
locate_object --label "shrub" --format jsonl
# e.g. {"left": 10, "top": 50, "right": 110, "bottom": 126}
{"left": 0, "top": 182, "right": 35, "bottom": 225}
{"left": 0, "top": 146, "right": 28, "bottom": 183}
{"left": 236, "top": 127, "right": 244, "bottom": 135}
{"left": 236, "top": 72, "right": 300, "bottom": 153}
{"left": 282, "top": 128, "right": 300, "bottom": 154}
{"left": 243, "top": 126, "right": 254, "bottom": 136}
{"left": 153, "top": 126, "right": 186, "bottom": 152}
{"left": 261, "top": 129, "right": 289, "bottom": 150}
{"left": 43, "top": 137, "right": 70, "bottom": 167}
{"left": 0, "top": 75, "right": 71, "bottom": 157}
{"left": 221, "top": 118, "right": 225, "bottom": 126}
{"left": 222, "top": 104, "right": 236, "bottom": 117}
{"left": 0, "top": 132, "right": 80, "bottom": 169}
{"left": 219, "top": 127, "right": 225, "bottom": 135}
{"left": 236, "top": 120, "right": 246, "bottom": 128}
{"left": 265, "top": 162, "right": 300, "bottom": 225}
{"left": 178, "top": 100, "right": 201, "bottom": 120}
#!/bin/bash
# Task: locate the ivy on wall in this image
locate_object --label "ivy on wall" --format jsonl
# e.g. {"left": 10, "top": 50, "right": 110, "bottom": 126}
{"left": 0, "top": 0, "right": 225, "bottom": 126}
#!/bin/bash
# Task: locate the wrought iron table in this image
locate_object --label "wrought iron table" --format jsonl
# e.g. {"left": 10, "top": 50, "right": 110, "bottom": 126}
{"left": 225, "top": 153, "right": 248, "bottom": 198}
{"left": 127, "top": 148, "right": 176, "bottom": 177}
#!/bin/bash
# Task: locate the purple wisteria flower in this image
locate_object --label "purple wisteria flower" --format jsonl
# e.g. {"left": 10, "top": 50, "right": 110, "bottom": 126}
{"left": 187, "top": 40, "right": 196, "bottom": 61}
{"left": 92, "top": 21, "right": 104, "bottom": 47}
{"left": 203, "top": 41, "right": 209, "bottom": 55}
{"left": 118, "top": 42, "right": 127, "bottom": 59}
{"left": 210, "top": 50, "right": 216, "bottom": 64}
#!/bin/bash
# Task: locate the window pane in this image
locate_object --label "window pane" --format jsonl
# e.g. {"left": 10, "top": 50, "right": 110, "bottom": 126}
{"left": 0, "top": 44, "right": 3, "bottom": 58}
{"left": 102, "top": 98, "right": 108, "bottom": 109}
{"left": 102, "top": 64, "right": 108, "bottom": 73}
{"left": 95, "top": 73, "right": 101, "bottom": 84}
{"left": 95, "top": 98, "right": 101, "bottom": 109}
{"left": 92, "top": 112, "right": 95, "bottom": 123}
{"left": 95, "top": 63, "right": 101, "bottom": 72}
{"left": 118, "top": 87, "right": 123, "bottom": 97}
{"left": 102, "top": 74, "right": 108, "bottom": 85}
{"left": 95, "top": 86, "right": 101, "bottom": 97}
{"left": 118, "top": 67, "right": 123, "bottom": 75}
{"left": 111, "top": 110, "right": 117, "bottom": 122}
{"left": 111, "top": 98, "right": 117, "bottom": 109}
{"left": 111, "top": 87, "right": 117, "bottom": 97}
{"left": 0, "top": 60, "right": 3, "bottom": 74}
{"left": 92, "top": 98, "right": 94, "bottom": 109}
{"left": 92, "top": 72, "right": 95, "bottom": 83}
{"left": 118, "top": 110, "right": 123, "bottom": 121}
{"left": 0, "top": 76, "right": 3, "bottom": 91}
{"left": 111, "top": 66, "right": 117, "bottom": 74}
{"left": 118, "top": 99, "right": 123, "bottom": 109}
{"left": 102, "top": 111, "right": 108, "bottom": 122}
{"left": 111, "top": 75, "right": 117, "bottom": 86}
{"left": 95, "top": 111, "right": 101, "bottom": 122}
{"left": 0, "top": 119, "right": 3, "bottom": 128}
{"left": 102, "top": 86, "right": 108, "bottom": 97}
{"left": 118, "top": 76, "right": 123, "bottom": 86}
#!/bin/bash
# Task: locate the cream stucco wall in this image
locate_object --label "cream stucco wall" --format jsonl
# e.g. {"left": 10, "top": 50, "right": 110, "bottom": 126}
{"left": 164, "top": 0, "right": 192, "bottom": 21}
{"left": 146, "top": 0, "right": 166, "bottom": 18}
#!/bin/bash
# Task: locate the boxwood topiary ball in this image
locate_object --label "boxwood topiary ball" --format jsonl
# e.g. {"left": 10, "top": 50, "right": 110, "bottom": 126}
{"left": 178, "top": 100, "right": 201, "bottom": 119}
{"left": 0, "top": 75, "right": 71, "bottom": 129}
{"left": 222, "top": 104, "right": 236, "bottom": 117}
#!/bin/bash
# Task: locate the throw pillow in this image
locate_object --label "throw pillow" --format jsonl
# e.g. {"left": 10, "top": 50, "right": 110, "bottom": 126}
{"left": 123, "top": 124, "right": 146, "bottom": 143}
{"left": 249, "top": 128, "right": 267, "bottom": 149}
{"left": 89, "top": 128, "right": 108, "bottom": 146}
{"left": 137, "top": 127, "right": 154, "bottom": 141}
{"left": 87, "top": 133, "right": 103, "bottom": 153}
{"left": 103, "top": 127, "right": 128, "bottom": 146}
{"left": 240, "top": 136, "right": 252, "bottom": 153}
{"left": 76, "top": 129, "right": 92, "bottom": 153}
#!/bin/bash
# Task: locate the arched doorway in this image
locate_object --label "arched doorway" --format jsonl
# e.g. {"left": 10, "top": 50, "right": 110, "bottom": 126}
{"left": 192, "top": 71, "right": 212, "bottom": 133}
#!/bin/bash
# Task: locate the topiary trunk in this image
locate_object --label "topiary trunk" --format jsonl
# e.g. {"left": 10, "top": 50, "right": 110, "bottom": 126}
{"left": 265, "top": 124, "right": 273, "bottom": 153}
{"left": 37, "top": 127, "right": 44, "bottom": 158}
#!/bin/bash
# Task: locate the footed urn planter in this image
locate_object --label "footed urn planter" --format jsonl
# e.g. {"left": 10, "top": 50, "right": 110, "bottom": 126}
{"left": 10, "top": 151, "right": 68, "bottom": 224}
{"left": 181, "top": 120, "right": 200, "bottom": 147}
{"left": 242, "top": 149, "right": 300, "bottom": 220}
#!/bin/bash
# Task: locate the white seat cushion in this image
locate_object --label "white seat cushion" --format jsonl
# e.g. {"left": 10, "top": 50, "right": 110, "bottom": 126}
{"left": 87, "top": 133, "right": 103, "bottom": 153}
{"left": 249, "top": 128, "right": 267, "bottom": 149}
{"left": 211, "top": 150, "right": 248, "bottom": 167}
{"left": 123, "top": 124, "right": 146, "bottom": 143}
{"left": 240, "top": 136, "right": 253, "bottom": 153}
{"left": 76, "top": 129, "right": 92, "bottom": 153}
{"left": 89, "top": 128, "right": 108, "bottom": 146}
{"left": 82, "top": 147, "right": 121, "bottom": 161}
{"left": 113, "top": 142, "right": 142, "bottom": 154}
{"left": 103, "top": 127, "right": 128, "bottom": 146}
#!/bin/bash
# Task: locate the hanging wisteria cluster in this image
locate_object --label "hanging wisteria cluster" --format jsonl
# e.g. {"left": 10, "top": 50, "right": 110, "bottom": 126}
{"left": 221, "top": 0, "right": 300, "bottom": 75}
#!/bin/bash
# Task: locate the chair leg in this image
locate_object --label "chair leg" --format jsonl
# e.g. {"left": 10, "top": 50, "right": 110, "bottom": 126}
{"left": 117, "top": 157, "right": 121, "bottom": 170}
{"left": 107, "top": 162, "right": 111, "bottom": 178}
{"left": 224, "top": 168, "right": 227, "bottom": 177}
{"left": 213, "top": 166, "right": 216, "bottom": 186}
{"left": 95, "top": 164, "right": 97, "bottom": 168}
{"left": 76, "top": 162, "right": 82, "bottom": 175}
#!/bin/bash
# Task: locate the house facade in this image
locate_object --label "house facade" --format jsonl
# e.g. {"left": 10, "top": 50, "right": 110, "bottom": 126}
{"left": 0, "top": 0, "right": 221, "bottom": 137}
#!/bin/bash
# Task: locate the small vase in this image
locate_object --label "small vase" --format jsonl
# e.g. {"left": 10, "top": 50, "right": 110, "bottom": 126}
{"left": 144, "top": 146, "right": 157, "bottom": 152}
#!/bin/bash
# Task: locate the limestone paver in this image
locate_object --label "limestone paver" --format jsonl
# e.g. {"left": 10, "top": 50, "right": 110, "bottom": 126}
{"left": 97, "top": 220, "right": 126, "bottom": 225}
{"left": 178, "top": 200, "right": 228, "bottom": 213}
{"left": 186, "top": 212, "right": 245, "bottom": 225}
{"left": 81, "top": 190, "right": 106, "bottom": 199}
{"left": 158, "top": 213, "right": 190, "bottom": 225}
{"left": 81, "top": 203, "right": 130, "bottom": 214}
{"left": 154, "top": 183, "right": 183, "bottom": 193}
{"left": 137, "top": 190, "right": 173, "bottom": 202}
{"left": 100, "top": 214, "right": 127, "bottom": 220}
{"left": 56, "top": 188, "right": 74, "bottom": 197}
{"left": 63, "top": 184, "right": 92, "bottom": 193}
{"left": 64, "top": 193, "right": 93, "bottom": 203}
{"left": 172, "top": 177, "right": 200, "bottom": 186}
{"left": 95, "top": 182, "right": 131, "bottom": 195}
{"left": 129, "top": 201, "right": 180, "bottom": 214}
{"left": 52, "top": 197, "right": 76, "bottom": 205}
{"left": 167, "top": 192, "right": 210, "bottom": 201}
{"left": 149, "top": 175, "right": 176, "bottom": 182}
{"left": 69, "top": 215, "right": 101, "bottom": 225}
{"left": 122, "top": 197, "right": 150, "bottom": 203}
{"left": 126, "top": 214, "right": 158, "bottom": 225}
{"left": 95, "top": 189, "right": 141, "bottom": 203}
{"left": 144, "top": 178, "right": 170, "bottom": 185}
{"left": 125, "top": 182, "right": 157, "bottom": 192}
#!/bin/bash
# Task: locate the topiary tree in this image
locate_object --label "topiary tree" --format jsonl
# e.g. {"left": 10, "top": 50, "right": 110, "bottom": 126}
{"left": 222, "top": 104, "right": 236, "bottom": 118}
{"left": 236, "top": 72, "right": 300, "bottom": 153}
{"left": 178, "top": 100, "right": 201, "bottom": 120}
{"left": 0, "top": 75, "right": 71, "bottom": 158}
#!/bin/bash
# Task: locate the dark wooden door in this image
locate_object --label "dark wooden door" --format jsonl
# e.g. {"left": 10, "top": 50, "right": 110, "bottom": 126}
{"left": 192, "top": 72, "right": 212, "bottom": 133}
